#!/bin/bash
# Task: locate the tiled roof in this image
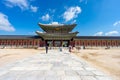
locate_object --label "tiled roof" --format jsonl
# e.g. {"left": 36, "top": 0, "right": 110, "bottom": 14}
{"left": 38, "top": 23, "right": 77, "bottom": 33}
{"left": 0, "top": 35, "right": 120, "bottom": 40}
{"left": 75, "top": 36, "right": 120, "bottom": 40}
{"left": 0, "top": 35, "right": 42, "bottom": 39}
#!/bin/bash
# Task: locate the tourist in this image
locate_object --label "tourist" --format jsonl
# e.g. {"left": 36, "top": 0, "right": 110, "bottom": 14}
{"left": 59, "top": 47, "right": 62, "bottom": 52}
{"left": 69, "top": 45, "right": 72, "bottom": 53}
{"left": 45, "top": 44, "right": 48, "bottom": 53}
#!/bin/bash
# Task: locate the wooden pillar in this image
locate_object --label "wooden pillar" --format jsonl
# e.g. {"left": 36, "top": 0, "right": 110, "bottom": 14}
{"left": 70, "top": 41, "right": 74, "bottom": 47}
{"left": 60, "top": 40, "right": 62, "bottom": 47}
{"left": 39, "top": 40, "right": 40, "bottom": 47}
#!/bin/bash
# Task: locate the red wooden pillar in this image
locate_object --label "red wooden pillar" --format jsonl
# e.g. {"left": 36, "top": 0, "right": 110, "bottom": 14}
{"left": 91, "top": 40, "right": 93, "bottom": 46}
{"left": 110, "top": 40, "right": 112, "bottom": 46}
{"left": 39, "top": 40, "right": 40, "bottom": 47}
{"left": 6, "top": 40, "right": 8, "bottom": 45}
{"left": 100, "top": 40, "right": 101, "bottom": 46}
{"left": 116, "top": 40, "right": 118, "bottom": 47}
{"left": 70, "top": 41, "right": 73, "bottom": 47}
{"left": 33, "top": 40, "right": 35, "bottom": 46}
{"left": 60, "top": 40, "right": 62, "bottom": 47}
{"left": 116, "top": 40, "right": 117, "bottom": 46}
{"left": 41, "top": 40, "right": 45, "bottom": 47}
{"left": 10, "top": 40, "right": 11, "bottom": 46}
{"left": 111, "top": 40, "right": 113, "bottom": 46}
{"left": 69, "top": 41, "right": 71, "bottom": 46}
{"left": 22, "top": 40, "right": 23, "bottom": 46}
{"left": 69, "top": 41, "right": 71, "bottom": 47}
{"left": 112, "top": 40, "right": 114, "bottom": 46}
{"left": 11, "top": 40, "right": 12, "bottom": 46}
{"left": 21, "top": 40, "right": 23, "bottom": 46}
{"left": 115, "top": 40, "right": 116, "bottom": 46}
{"left": 95, "top": 40, "right": 97, "bottom": 46}
{"left": 79, "top": 40, "right": 81, "bottom": 46}
{"left": 41, "top": 41, "right": 43, "bottom": 47}
{"left": 86, "top": 40, "right": 88, "bottom": 46}
{"left": 16, "top": 40, "right": 18, "bottom": 46}
{"left": 27, "top": 40, "right": 29, "bottom": 47}
{"left": 76, "top": 41, "right": 78, "bottom": 46}
{"left": 84, "top": 40, "right": 86, "bottom": 46}
{"left": 102, "top": 40, "right": 104, "bottom": 46}
{"left": 39, "top": 40, "right": 42, "bottom": 47}
{"left": 72, "top": 40, "right": 75, "bottom": 47}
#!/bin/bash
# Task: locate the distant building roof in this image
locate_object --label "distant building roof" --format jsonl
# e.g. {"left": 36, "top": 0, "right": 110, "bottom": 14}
{"left": 75, "top": 36, "right": 120, "bottom": 40}
{"left": 0, "top": 35, "right": 42, "bottom": 39}
{"left": 0, "top": 35, "right": 120, "bottom": 40}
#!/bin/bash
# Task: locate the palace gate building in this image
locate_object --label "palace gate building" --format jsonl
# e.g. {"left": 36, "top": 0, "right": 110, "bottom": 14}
{"left": 0, "top": 23, "right": 120, "bottom": 48}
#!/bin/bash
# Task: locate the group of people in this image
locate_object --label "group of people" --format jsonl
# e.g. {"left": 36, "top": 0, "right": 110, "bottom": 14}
{"left": 45, "top": 44, "right": 72, "bottom": 54}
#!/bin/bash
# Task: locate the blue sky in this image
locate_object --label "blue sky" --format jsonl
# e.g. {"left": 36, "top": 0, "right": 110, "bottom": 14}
{"left": 0, "top": 0, "right": 120, "bottom": 36}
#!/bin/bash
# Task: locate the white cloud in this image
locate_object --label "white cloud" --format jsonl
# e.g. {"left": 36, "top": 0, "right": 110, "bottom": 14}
{"left": 71, "top": 20, "right": 76, "bottom": 23}
{"left": 105, "top": 31, "right": 119, "bottom": 36}
{"left": 30, "top": 5, "right": 38, "bottom": 12}
{"left": 48, "top": 22, "right": 63, "bottom": 25}
{"left": 80, "top": 0, "right": 88, "bottom": 4}
{"left": 5, "top": 0, "right": 29, "bottom": 10}
{"left": 0, "top": 13, "right": 15, "bottom": 32}
{"left": 94, "top": 32, "right": 103, "bottom": 36}
{"left": 4, "top": 0, "right": 38, "bottom": 12}
{"left": 48, "top": 9, "right": 56, "bottom": 13}
{"left": 41, "top": 14, "right": 50, "bottom": 21}
{"left": 113, "top": 21, "right": 120, "bottom": 26}
{"left": 51, "top": 22, "right": 59, "bottom": 24}
{"left": 63, "top": 6, "right": 82, "bottom": 22}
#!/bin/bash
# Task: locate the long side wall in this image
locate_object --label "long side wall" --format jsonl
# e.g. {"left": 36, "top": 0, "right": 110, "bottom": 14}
{"left": 74, "top": 39, "right": 120, "bottom": 47}
{"left": 0, "top": 39, "right": 45, "bottom": 48}
{"left": 0, "top": 39, "right": 120, "bottom": 48}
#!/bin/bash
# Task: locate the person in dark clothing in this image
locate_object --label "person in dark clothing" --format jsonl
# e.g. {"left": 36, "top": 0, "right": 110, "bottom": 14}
{"left": 69, "top": 45, "right": 72, "bottom": 53}
{"left": 45, "top": 44, "right": 49, "bottom": 54}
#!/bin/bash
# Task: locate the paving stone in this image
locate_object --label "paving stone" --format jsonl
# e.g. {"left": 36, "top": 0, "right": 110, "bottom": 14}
{"left": 92, "top": 70, "right": 107, "bottom": 76}
{"left": 61, "top": 76, "right": 81, "bottom": 80}
{"left": 96, "top": 76, "right": 113, "bottom": 80}
{"left": 45, "top": 70, "right": 57, "bottom": 76}
{"left": 10, "top": 66, "right": 40, "bottom": 70}
{"left": 84, "top": 67, "right": 97, "bottom": 71}
{"left": 0, "top": 71, "right": 26, "bottom": 80}
{"left": 45, "top": 76, "right": 61, "bottom": 80}
{"left": 17, "top": 71, "right": 42, "bottom": 80}
{"left": 56, "top": 70, "right": 65, "bottom": 76}
{"left": 76, "top": 70, "right": 95, "bottom": 76}
{"left": 71, "top": 66, "right": 84, "bottom": 70}
{"left": 0, "top": 50, "right": 112, "bottom": 80}
{"left": 51, "top": 66, "right": 71, "bottom": 71}
{"left": 0, "top": 69, "right": 9, "bottom": 76}
{"left": 65, "top": 70, "right": 78, "bottom": 76}
{"left": 80, "top": 76, "right": 97, "bottom": 80}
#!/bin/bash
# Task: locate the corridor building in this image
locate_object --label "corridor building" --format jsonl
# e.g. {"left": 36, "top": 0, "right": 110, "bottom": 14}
{"left": 0, "top": 23, "right": 120, "bottom": 48}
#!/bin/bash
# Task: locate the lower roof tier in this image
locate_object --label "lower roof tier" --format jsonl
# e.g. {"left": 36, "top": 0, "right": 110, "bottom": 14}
{"left": 36, "top": 31, "right": 78, "bottom": 40}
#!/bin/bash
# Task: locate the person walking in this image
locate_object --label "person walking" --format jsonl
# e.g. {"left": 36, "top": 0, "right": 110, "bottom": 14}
{"left": 45, "top": 44, "right": 48, "bottom": 54}
{"left": 69, "top": 45, "right": 72, "bottom": 53}
{"left": 59, "top": 47, "right": 62, "bottom": 52}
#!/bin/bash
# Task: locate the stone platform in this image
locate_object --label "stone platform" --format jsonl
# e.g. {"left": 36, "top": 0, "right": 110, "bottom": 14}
{"left": 0, "top": 49, "right": 113, "bottom": 80}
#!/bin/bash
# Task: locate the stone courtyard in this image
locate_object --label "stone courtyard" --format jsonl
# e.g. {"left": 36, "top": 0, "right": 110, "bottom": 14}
{"left": 0, "top": 49, "right": 113, "bottom": 80}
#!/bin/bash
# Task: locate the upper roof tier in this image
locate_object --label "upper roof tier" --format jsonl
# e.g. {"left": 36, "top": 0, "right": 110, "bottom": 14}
{"left": 38, "top": 23, "right": 77, "bottom": 33}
